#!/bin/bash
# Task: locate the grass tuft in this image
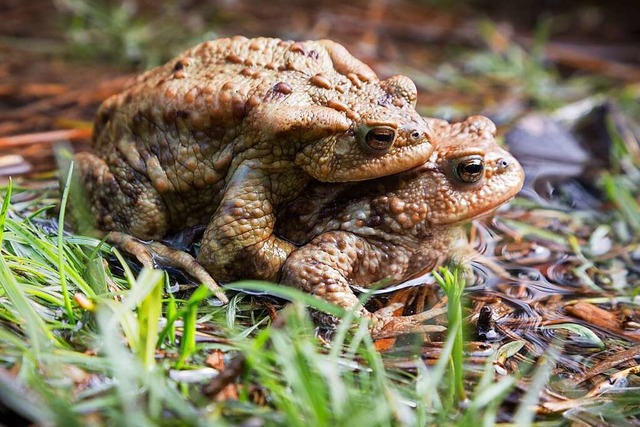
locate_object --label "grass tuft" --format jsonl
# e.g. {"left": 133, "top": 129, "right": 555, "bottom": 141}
{"left": 433, "top": 266, "right": 467, "bottom": 405}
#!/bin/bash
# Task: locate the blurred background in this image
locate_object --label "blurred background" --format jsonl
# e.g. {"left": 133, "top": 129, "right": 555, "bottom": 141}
{"left": 1, "top": 0, "right": 639, "bottom": 178}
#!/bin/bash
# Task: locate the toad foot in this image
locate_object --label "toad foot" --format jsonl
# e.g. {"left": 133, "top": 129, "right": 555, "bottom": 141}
{"left": 369, "top": 304, "right": 448, "bottom": 339}
{"left": 108, "top": 231, "right": 228, "bottom": 304}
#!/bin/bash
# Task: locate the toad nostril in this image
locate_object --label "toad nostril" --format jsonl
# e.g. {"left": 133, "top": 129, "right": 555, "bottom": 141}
{"left": 498, "top": 159, "right": 509, "bottom": 170}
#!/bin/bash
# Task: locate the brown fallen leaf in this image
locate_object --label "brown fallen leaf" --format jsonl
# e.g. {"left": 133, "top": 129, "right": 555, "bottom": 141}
{"left": 565, "top": 301, "right": 619, "bottom": 330}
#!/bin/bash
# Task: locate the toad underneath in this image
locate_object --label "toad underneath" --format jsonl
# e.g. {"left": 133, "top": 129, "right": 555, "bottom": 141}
{"left": 73, "top": 36, "right": 435, "bottom": 301}
{"left": 277, "top": 116, "right": 525, "bottom": 337}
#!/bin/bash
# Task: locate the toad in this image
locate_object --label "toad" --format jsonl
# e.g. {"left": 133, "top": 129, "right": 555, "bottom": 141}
{"left": 73, "top": 36, "right": 435, "bottom": 301}
{"left": 277, "top": 116, "right": 524, "bottom": 337}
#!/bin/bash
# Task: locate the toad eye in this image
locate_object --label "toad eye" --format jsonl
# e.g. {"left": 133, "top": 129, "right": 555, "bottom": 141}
{"left": 359, "top": 126, "right": 396, "bottom": 153}
{"left": 452, "top": 155, "right": 484, "bottom": 184}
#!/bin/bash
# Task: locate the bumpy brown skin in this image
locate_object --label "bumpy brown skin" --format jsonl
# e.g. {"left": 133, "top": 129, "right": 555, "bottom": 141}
{"left": 277, "top": 116, "right": 525, "bottom": 337}
{"left": 75, "top": 36, "right": 435, "bottom": 288}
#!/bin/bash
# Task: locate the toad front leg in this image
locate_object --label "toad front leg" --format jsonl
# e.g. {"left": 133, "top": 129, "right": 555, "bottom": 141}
{"left": 197, "top": 161, "right": 297, "bottom": 283}
{"left": 280, "top": 231, "right": 446, "bottom": 338}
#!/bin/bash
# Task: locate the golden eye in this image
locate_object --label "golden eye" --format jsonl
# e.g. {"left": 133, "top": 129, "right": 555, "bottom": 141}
{"left": 360, "top": 126, "right": 396, "bottom": 153}
{"left": 453, "top": 155, "right": 484, "bottom": 184}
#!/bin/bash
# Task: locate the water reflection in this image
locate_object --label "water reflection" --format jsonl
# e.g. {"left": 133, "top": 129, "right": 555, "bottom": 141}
{"left": 377, "top": 209, "right": 639, "bottom": 402}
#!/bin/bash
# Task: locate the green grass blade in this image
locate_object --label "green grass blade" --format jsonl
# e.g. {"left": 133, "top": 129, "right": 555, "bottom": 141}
{"left": 228, "top": 280, "right": 347, "bottom": 317}
{"left": 176, "top": 284, "right": 212, "bottom": 367}
{"left": 165, "top": 293, "right": 177, "bottom": 345}
{"left": 95, "top": 308, "right": 152, "bottom": 427}
{"left": 540, "top": 323, "right": 604, "bottom": 349}
{"left": 0, "top": 178, "right": 11, "bottom": 245}
{"left": 136, "top": 269, "right": 164, "bottom": 370}
{"left": 57, "top": 161, "right": 76, "bottom": 323}
{"left": 601, "top": 173, "right": 640, "bottom": 234}
{"left": 433, "top": 266, "right": 466, "bottom": 403}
